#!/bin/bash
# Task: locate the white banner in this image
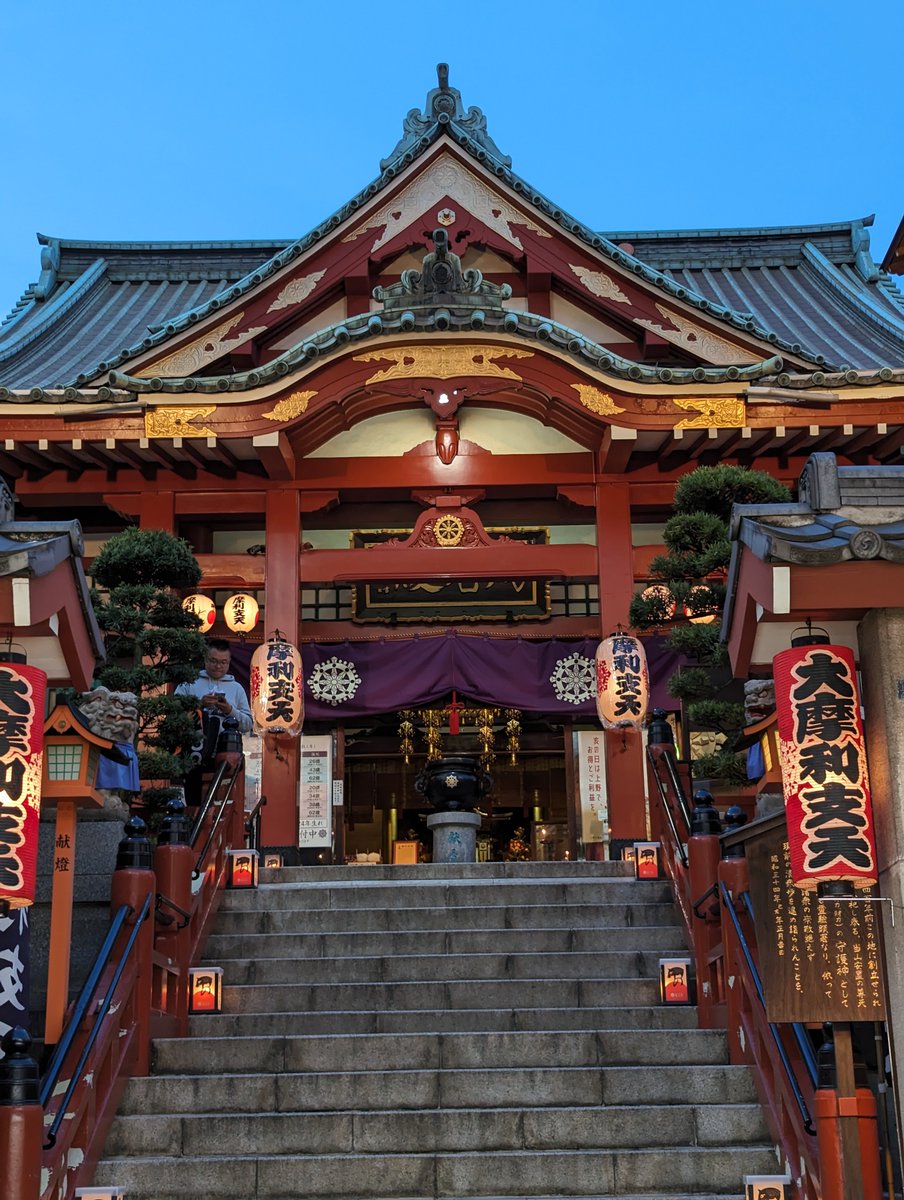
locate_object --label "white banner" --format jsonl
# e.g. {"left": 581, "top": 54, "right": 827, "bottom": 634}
{"left": 299, "top": 735, "right": 333, "bottom": 848}
{"left": 576, "top": 730, "right": 608, "bottom": 845}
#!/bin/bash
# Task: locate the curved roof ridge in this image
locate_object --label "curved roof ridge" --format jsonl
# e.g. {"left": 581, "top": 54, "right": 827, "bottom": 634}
{"left": 106, "top": 305, "right": 784, "bottom": 395}
{"left": 602, "top": 215, "right": 875, "bottom": 244}
{"left": 0, "top": 258, "right": 108, "bottom": 365}
{"left": 36, "top": 233, "right": 292, "bottom": 253}
{"left": 802, "top": 242, "right": 904, "bottom": 344}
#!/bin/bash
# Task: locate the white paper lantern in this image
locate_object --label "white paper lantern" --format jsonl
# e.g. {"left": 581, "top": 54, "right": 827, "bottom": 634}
{"left": 595, "top": 634, "right": 649, "bottom": 731}
{"left": 182, "top": 593, "right": 216, "bottom": 632}
{"left": 223, "top": 592, "right": 260, "bottom": 635}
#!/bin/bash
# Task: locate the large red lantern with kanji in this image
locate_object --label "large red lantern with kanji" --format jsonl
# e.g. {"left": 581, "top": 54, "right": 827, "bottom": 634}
{"left": 0, "top": 658, "right": 47, "bottom": 907}
{"left": 596, "top": 634, "right": 649, "bottom": 731}
{"left": 774, "top": 642, "right": 877, "bottom": 892}
{"left": 250, "top": 635, "right": 303, "bottom": 737}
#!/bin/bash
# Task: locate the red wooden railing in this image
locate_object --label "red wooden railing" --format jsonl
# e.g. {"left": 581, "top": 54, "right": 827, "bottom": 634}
{"left": 647, "top": 729, "right": 886, "bottom": 1200}
{"left": 0, "top": 745, "right": 245, "bottom": 1200}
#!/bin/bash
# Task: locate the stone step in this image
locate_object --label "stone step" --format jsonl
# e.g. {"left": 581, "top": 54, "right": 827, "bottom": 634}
{"left": 119, "top": 1064, "right": 758, "bottom": 1115}
{"left": 104, "top": 1101, "right": 769, "bottom": 1158}
{"left": 223, "top": 878, "right": 670, "bottom": 911}
{"left": 217, "top": 949, "right": 679, "bottom": 985}
{"left": 204, "top": 923, "right": 686, "bottom": 959}
{"left": 187, "top": 1004, "right": 698, "bottom": 1038}
{"left": 214, "top": 899, "right": 680, "bottom": 934}
{"left": 152, "top": 1029, "right": 730, "bottom": 1076}
{"left": 263, "top": 861, "right": 633, "bottom": 882}
{"left": 94, "top": 1144, "right": 780, "bottom": 1199}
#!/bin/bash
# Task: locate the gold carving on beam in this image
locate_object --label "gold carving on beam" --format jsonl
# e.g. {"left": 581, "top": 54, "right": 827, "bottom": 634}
{"left": 342, "top": 155, "right": 551, "bottom": 252}
{"left": 569, "top": 266, "right": 631, "bottom": 305}
{"left": 355, "top": 344, "right": 532, "bottom": 384}
{"left": 266, "top": 271, "right": 327, "bottom": 313}
{"left": 433, "top": 514, "right": 465, "bottom": 546}
{"left": 673, "top": 398, "right": 746, "bottom": 429}
{"left": 262, "top": 390, "right": 317, "bottom": 422}
{"left": 637, "top": 304, "right": 759, "bottom": 365}
{"left": 136, "top": 313, "right": 267, "bottom": 378}
{"left": 144, "top": 406, "right": 217, "bottom": 438}
{"left": 571, "top": 384, "right": 626, "bottom": 416}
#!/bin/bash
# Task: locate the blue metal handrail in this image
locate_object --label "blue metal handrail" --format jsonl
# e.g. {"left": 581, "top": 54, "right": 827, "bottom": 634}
{"left": 42, "top": 892, "right": 152, "bottom": 1148}
{"left": 720, "top": 880, "right": 816, "bottom": 1133}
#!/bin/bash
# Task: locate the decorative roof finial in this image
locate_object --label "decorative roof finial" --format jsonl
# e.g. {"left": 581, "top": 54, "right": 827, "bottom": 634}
{"left": 380, "top": 64, "right": 512, "bottom": 173}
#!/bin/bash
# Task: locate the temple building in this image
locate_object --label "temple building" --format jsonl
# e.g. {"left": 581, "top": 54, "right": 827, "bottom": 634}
{"left": 2, "top": 65, "right": 903, "bottom": 863}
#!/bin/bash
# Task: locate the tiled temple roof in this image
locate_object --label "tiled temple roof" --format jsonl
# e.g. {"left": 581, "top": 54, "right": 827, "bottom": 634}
{"left": 1, "top": 66, "right": 903, "bottom": 390}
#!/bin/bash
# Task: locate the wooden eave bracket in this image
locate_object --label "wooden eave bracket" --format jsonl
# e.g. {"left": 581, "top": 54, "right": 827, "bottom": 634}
{"left": 253, "top": 430, "right": 296, "bottom": 480}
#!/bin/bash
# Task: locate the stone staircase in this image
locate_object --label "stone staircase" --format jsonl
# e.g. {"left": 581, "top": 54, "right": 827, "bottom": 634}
{"left": 94, "top": 862, "right": 778, "bottom": 1199}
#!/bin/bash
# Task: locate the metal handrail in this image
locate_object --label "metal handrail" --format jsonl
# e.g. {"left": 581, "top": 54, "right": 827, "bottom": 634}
{"left": 646, "top": 746, "right": 688, "bottom": 868}
{"left": 188, "top": 758, "right": 230, "bottom": 847}
{"left": 660, "top": 750, "right": 693, "bottom": 834}
{"left": 719, "top": 880, "right": 815, "bottom": 1134}
{"left": 245, "top": 794, "right": 267, "bottom": 852}
{"left": 43, "top": 892, "right": 153, "bottom": 1148}
{"left": 192, "top": 764, "right": 240, "bottom": 879}
{"left": 40, "top": 904, "right": 132, "bottom": 1106}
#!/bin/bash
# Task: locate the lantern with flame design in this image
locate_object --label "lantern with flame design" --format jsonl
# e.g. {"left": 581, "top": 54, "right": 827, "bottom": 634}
{"left": 595, "top": 634, "right": 649, "bottom": 731}
{"left": 223, "top": 592, "right": 260, "bottom": 636}
{"left": 182, "top": 593, "right": 216, "bottom": 632}
{"left": 0, "top": 658, "right": 46, "bottom": 908}
{"left": 773, "top": 641, "right": 877, "bottom": 893}
{"left": 188, "top": 965, "right": 223, "bottom": 1013}
{"left": 250, "top": 635, "right": 304, "bottom": 737}
{"left": 226, "top": 847, "right": 259, "bottom": 889}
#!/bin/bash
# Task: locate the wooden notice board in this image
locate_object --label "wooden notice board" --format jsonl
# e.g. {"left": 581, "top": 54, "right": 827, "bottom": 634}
{"left": 746, "top": 821, "right": 885, "bottom": 1024}
{"left": 392, "top": 840, "right": 420, "bottom": 865}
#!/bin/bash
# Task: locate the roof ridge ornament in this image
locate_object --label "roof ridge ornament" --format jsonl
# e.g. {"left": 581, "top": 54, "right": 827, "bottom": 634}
{"left": 380, "top": 63, "right": 512, "bottom": 173}
{"left": 373, "top": 228, "right": 512, "bottom": 312}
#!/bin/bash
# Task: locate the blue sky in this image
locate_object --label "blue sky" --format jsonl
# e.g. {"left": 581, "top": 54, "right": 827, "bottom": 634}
{"left": 1, "top": 0, "right": 901, "bottom": 314}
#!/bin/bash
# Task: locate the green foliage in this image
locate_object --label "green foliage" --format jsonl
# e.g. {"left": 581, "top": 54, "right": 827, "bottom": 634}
{"left": 91, "top": 527, "right": 207, "bottom": 785}
{"left": 673, "top": 465, "right": 790, "bottom": 523}
{"left": 692, "top": 749, "right": 749, "bottom": 786}
{"left": 630, "top": 464, "right": 789, "bottom": 770}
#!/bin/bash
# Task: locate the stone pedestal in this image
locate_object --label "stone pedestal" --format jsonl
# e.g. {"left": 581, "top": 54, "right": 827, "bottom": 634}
{"left": 427, "top": 810, "right": 481, "bottom": 864}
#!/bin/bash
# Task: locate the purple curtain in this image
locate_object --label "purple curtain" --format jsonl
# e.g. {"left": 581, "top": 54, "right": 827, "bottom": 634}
{"left": 231, "top": 632, "right": 681, "bottom": 720}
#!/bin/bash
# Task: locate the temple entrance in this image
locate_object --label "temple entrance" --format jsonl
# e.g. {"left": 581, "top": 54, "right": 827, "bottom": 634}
{"left": 340, "top": 698, "right": 573, "bottom": 865}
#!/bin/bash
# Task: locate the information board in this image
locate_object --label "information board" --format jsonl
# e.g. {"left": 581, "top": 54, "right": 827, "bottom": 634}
{"left": 298, "top": 734, "right": 333, "bottom": 849}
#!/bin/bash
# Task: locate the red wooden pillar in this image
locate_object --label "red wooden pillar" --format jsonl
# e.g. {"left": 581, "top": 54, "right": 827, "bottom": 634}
{"left": 138, "top": 491, "right": 176, "bottom": 533}
{"left": 595, "top": 480, "right": 646, "bottom": 842}
{"left": 260, "top": 488, "right": 301, "bottom": 848}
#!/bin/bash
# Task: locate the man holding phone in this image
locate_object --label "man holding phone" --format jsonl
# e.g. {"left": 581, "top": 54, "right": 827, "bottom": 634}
{"left": 176, "top": 639, "right": 253, "bottom": 735}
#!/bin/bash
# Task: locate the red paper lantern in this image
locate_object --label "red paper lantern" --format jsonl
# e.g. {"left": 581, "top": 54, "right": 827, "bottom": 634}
{"left": 773, "top": 643, "right": 877, "bottom": 892}
{"left": 596, "top": 634, "right": 649, "bottom": 731}
{"left": 0, "top": 660, "right": 47, "bottom": 908}
{"left": 250, "top": 636, "right": 303, "bottom": 736}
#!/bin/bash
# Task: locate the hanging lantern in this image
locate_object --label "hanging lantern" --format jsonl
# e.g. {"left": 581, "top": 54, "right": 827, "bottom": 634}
{"left": 183, "top": 593, "right": 216, "bottom": 632}
{"left": 250, "top": 634, "right": 303, "bottom": 736}
{"left": 773, "top": 641, "right": 878, "bottom": 893}
{"left": 0, "top": 658, "right": 47, "bottom": 908}
{"left": 223, "top": 592, "right": 260, "bottom": 635}
{"left": 640, "top": 584, "right": 676, "bottom": 620}
{"left": 684, "top": 585, "right": 719, "bottom": 625}
{"left": 596, "top": 634, "right": 649, "bottom": 731}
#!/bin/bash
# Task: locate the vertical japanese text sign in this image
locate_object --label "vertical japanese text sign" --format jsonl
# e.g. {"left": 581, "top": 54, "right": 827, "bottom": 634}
{"left": 250, "top": 637, "right": 303, "bottom": 736}
{"left": 773, "top": 644, "right": 878, "bottom": 890}
{"left": 0, "top": 662, "right": 47, "bottom": 906}
{"left": 299, "top": 735, "right": 332, "bottom": 849}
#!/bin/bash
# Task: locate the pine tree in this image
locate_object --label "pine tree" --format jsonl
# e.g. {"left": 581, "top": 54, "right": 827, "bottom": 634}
{"left": 629, "top": 465, "right": 789, "bottom": 782}
{"left": 90, "top": 527, "right": 208, "bottom": 787}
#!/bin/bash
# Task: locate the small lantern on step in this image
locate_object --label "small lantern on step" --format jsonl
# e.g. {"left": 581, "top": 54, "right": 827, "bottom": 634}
{"left": 226, "top": 847, "right": 259, "bottom": 889}
{"left": 263, "top": 852, "right": 283, "bottom": 870}
{"left": 659, "top": 958, "right": 693, "bottom": 1005}
{"left": 621, "top": 845, "right": 636, "bottom": 866}
{"left": 744, "top": 1176, "right": 791, "bottom": 1200}
{"left": 188, "top": 965, "right": 224, "bottom": 1014}
{"left": 632, "top": 841, "right": 661, "bottom": 880}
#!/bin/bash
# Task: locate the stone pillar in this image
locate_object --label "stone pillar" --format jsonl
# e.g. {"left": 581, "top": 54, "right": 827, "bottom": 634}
{"left": 427, "top": 811, "right": 481, "bottom": 864}
{"left": 856, "top": 608, "right": 904, "bottom": 1159}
